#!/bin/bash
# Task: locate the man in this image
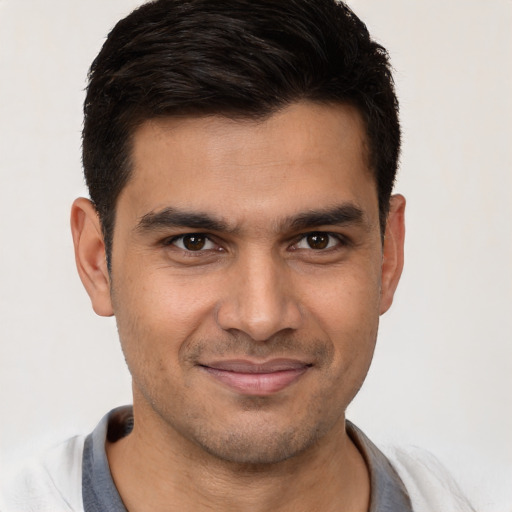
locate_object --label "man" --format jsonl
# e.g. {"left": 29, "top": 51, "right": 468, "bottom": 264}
{"left": 2, "top": 1, "right": 474, "bottom": 511}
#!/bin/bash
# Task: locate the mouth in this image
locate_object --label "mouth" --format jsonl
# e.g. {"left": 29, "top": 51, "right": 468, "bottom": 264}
{"left": 199, "top": 359, "right": 312, "bottom": 396}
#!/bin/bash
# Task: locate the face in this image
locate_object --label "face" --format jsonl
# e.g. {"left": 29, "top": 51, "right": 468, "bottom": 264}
{"left": 79, "top": 102, "right": 404, "bottom": 465}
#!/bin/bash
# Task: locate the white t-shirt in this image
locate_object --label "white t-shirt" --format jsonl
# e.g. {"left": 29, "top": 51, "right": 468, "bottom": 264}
{"left": 0, "top": 407, "right": 475, "bottom": 512}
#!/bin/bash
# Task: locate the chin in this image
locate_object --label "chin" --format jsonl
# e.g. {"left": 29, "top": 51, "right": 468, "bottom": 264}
{"left": 190, "top": 416, "right": 332, "bottom": 466}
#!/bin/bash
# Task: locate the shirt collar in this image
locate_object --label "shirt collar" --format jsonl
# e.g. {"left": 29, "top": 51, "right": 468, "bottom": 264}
{"left": 347, "top": 420, "right": 413, "bottom": 512}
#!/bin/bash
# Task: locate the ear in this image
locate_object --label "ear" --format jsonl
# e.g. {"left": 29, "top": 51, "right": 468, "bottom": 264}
{"left": 379, "top": 194, "right": 406, "bottom": 315}
{"left": 70, "top": 198, "right": 114, "bottom": 317}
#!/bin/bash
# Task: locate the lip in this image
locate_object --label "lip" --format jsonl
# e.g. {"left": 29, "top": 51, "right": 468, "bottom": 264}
{"left": 199, "top": 359, "right": 311, "bottom": 396}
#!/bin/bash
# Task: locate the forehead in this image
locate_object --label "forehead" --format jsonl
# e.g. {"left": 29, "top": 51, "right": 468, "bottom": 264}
{"left": 120, "top": 101, "right": 377, "bottom": 229}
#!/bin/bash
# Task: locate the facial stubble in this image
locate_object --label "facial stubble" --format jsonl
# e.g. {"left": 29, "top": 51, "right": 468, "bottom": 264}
{"left": 121, "top": 324, "right": 374, "bottom": 467}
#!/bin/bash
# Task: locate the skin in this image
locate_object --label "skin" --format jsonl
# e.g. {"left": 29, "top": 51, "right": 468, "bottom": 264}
{"left": 71, "top": 101, "right": 405, "bottom": 511}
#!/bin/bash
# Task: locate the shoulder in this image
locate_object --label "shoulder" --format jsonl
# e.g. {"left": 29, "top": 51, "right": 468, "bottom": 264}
{"left": 382, "top": 445, "right": 476, "bottom": 512}
{"left": 1, "top": 435, "right": 85, "bottom": 512}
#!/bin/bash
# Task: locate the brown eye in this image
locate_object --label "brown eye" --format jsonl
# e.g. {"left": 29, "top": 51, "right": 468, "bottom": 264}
{"left": 293, "top": 232, "right": 342, "bottom": 252}
{"left": 306, "top": 233, "right": 329, "bottom": 250}
{"left": 182, "top": 234, "right": 207, "bottom": 251}
{"left": 166, "top": 233, "right": 218, "bottom": 254}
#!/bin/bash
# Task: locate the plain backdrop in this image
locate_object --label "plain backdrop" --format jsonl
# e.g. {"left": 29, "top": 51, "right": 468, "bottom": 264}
{"left": 0, "top": 1, "right": 511, "bottom": 510}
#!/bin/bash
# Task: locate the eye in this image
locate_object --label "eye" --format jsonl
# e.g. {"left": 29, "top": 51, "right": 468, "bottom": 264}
{"left": 294, "top": 232, "right": 342, "bottom": 250}
{"left": 170, "top": 234, "right": 216, "bottom": 251}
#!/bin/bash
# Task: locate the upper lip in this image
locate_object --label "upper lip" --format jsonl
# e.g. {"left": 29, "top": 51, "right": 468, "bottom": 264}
{"left": 201, "top": 358, "right": 312, "bottom": 373}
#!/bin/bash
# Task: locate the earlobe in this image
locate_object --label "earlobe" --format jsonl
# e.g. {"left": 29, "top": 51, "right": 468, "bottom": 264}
{"left": 70, "top": 198, "right": 114, "bottom": 317}
{"left": 379, "top": 194, "right": 406, "bottom": 315}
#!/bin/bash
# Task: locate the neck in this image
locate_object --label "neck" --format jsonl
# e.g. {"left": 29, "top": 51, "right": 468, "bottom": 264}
{"left": 106, "top": 407, "right": 370, "bottom": 512}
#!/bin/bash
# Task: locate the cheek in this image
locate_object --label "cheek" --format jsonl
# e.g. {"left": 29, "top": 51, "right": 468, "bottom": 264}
{"left": 111, "top": 268, "right": 222, "bottom": 356}
{"left": 301, "top": 262, "right": 381, "bottom": 374}
{"left": 304, "top": 261, "right": 381, "bottom": 331}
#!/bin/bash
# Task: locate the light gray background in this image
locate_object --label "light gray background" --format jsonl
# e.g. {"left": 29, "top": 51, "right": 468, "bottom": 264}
{"left": 0, "top": 1, "right": 511, "bottom": 510}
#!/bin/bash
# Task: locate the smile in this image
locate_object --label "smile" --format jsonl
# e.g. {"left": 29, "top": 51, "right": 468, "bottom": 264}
{"left": 199, "top": 359, "right": 312, "bottom": 396}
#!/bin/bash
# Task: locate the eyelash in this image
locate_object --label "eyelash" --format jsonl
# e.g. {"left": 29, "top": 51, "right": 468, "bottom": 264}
{"left": 163, "top": 233, "right": 220, "bottom": 253}
{"left": 163, "top": 231, "right": 349, "bottom": 253}
{"left": 291, "top": 232, "right": 349, "bottom": 251}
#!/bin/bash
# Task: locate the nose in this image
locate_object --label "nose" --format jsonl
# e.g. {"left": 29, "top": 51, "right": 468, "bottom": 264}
{"left": 216, "top": 251, "right": 303, "bottom": 341}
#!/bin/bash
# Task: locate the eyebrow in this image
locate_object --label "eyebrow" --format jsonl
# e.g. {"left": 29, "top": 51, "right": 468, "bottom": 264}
{"left": 136, "top": 203, "right": 366, "bottom": 235}
{"left": 137, "top": 208, "right": 232, "bottom": 233}
{"left": 286, "top": 204, "right": 365, "bottom": 232}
